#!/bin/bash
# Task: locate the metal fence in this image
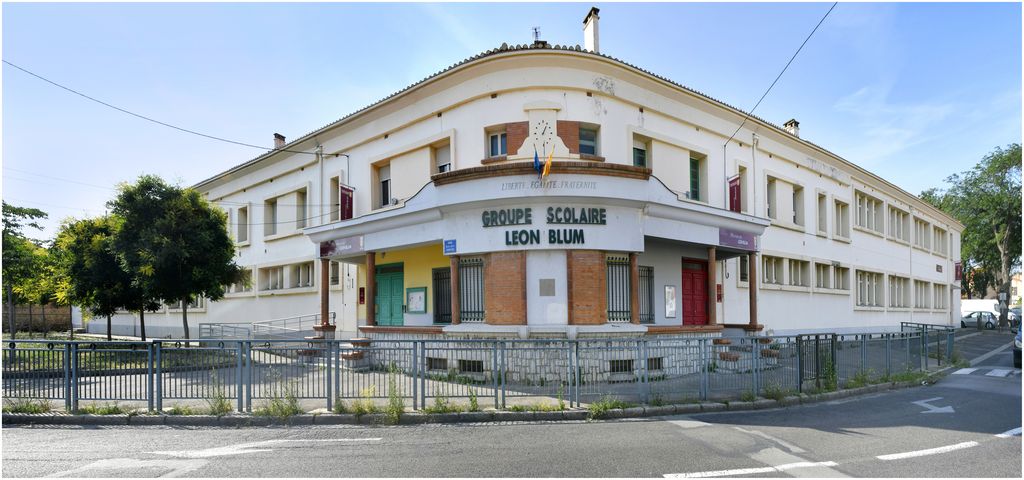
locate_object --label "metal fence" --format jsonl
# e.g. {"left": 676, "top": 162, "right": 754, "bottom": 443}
{"left": 3, "top": 330, "right": 948, "bottom": 412}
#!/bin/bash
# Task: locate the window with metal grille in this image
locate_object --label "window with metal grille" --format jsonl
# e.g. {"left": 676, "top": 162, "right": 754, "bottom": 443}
{"left": 609, "top": 359, "right": 633, "bottom": 373}
{"left": 639, "top": 265, "right": 654, "bottom": 324}
{"left": 606, "top": 255, "right": 631, "bottom": 322}
{"left": 458, "top": 359, "right": 484, "bottom": 373}
{"left": 458, "top": 258, "right": 484, "bottom": 323}
{"left": 646, "top": 357, "right": 664, "bottom": 371}
{"left": 427, "top": 357, "right": 447, "bottom": 371}
{"left": 432, "top": 267, "right": 452, "bottom": 324}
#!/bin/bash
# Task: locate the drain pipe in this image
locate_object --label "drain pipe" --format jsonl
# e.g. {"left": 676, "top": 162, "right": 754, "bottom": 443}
{"left": 316, "top": 144, "right": 324, "bottom": 225}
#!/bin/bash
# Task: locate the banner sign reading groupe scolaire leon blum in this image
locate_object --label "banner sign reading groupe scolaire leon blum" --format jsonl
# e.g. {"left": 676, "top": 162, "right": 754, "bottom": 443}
{"left": 480, "top": 206, "right": 608, "bottom": 246}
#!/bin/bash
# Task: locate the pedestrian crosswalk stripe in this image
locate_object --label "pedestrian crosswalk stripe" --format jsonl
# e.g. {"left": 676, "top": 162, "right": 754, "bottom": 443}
{"left": 952, "top": 368, "right": 977, "bottom": 375}
{"left": 985, "top": 369, "right": 1011, "bottom": 377}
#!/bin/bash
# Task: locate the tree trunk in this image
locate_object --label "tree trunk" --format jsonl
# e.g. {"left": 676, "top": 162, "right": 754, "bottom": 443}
{"left": 5, "top": 284, "right": 15, "bottom": 338}
{"left": 106, "top": 314, "right": 112, "bottom": 341}
{"left": 139, "top": 309, "right": 147, "bottom": 342}
{"left": 182, "top": 299, "right": 190, "bottom": 347}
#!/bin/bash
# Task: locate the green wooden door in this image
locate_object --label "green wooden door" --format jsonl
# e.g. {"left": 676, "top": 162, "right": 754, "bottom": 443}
{"left": 375, "top": 264, "right": 404, "bottom": 326}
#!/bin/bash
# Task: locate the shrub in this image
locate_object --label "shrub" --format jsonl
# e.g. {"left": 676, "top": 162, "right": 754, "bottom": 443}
{"left": 332, "top": 398, "right": 348, "bottom": 414}
{"left": 3, "top": 398, "right": 52, "bottom": 414}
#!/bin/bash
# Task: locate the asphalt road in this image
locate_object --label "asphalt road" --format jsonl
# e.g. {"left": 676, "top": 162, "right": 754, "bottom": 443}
{"left": 3, "top": 331, "right": 1020, "bottom": 478}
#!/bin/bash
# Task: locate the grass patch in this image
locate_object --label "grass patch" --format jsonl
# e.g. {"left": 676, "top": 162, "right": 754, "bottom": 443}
{"left": 587, "top": 396, "right": 633, "bottom": 420}
{"left": 3, "top": 398, "right": 53, "bottom": 414}
{"left": 350, "top": 386, "right": 379, "bottom": 417}
{"left": 845, "top": 369, "right": 874, "bottom": 389}
{"left": 253, "top": 382, "right": 302, "bottom": 419}
{"left": 889, "top": 369, "right": 929, "bottom": 384}
{"left": 762, "top": 384, "right": 793, "bottom": 402}
{"left": 739, "top": 390, "right": 756, "bottom": 402}
{"left": 76, "top": 403, "right": 133, "bottom": 415}
{"left": 165, "top": 405, "right": 198, "bottom": 415}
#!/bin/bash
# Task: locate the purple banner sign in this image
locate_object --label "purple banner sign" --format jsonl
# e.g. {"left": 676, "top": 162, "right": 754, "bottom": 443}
{"left": 718, "top": 229, "right": 757, "bottom": 251}
{"left": 319, "top": 236, "right": 364, "bottom": 258}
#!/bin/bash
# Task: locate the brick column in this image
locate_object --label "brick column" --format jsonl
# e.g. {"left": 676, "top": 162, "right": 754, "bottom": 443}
{"left": 450, "top": 255, "right": 461, "bottom": 325}
{"left": 365, "top": 252, "right": 376, "bottom": 327}
{"left": 748, "top": 252, "right": 758, "bottom": 329}
{"left": 629, "top": 253, "right": 640, "bottom": 324}
{"left": 707, "top": 247, "right": 717, "bottom": 326}
{"left": 567, "top": 250, "right": 607, "bottom": 325}
{"left": 314, "top": 258, "right": 336, "bottom": 339}
{"left": 484, "top": 252, "right": 526, "bottom": 325}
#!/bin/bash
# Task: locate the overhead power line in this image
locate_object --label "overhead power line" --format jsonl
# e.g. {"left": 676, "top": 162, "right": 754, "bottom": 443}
{"left": 2, "top": 59, "right": 322, "bottom": 156}
{"left": 723, "top": 2, "right": 838, "bottom": 146}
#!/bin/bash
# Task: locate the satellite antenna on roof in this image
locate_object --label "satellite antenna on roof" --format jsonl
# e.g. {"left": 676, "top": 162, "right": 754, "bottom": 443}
{"left": 532, "top": 27, "right": 541, "bottom": 42}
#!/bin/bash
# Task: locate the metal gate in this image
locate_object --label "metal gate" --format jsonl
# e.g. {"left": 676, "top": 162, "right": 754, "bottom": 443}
{"left": 432, "top": 267, "right": 451, "bottom": 324}
{"left": 797, "top": 333, "right": 836, "bottom": 392}
{"left": 606, "top": 255, "right": 631, "bottom": 322}
{"left": 458, "top": 258, "right": 484, "bottom": 322}
{"left": 639, "top": 266, "right": 654, "bottom": 324}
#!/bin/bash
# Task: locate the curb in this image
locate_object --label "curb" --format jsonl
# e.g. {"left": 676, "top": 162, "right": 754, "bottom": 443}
{"left": 0, "top": 379, "right": 928, "bottom": 427}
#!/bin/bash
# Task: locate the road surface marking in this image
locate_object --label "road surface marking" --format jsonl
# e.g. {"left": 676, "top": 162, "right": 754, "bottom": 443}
{"left": 47, "top": 458, "right": 207, "bottom": 478}
{"left": 951, "top": 368, "right": 977, "bottom": 375}
{"left": 734, "top": 427, "right": 806, "bottom": 453}
{"left": 985, "top": 369, "right": 1011, "bottom": 377}
{"left": 151, "top": 438, "right": 382, "bottom": 458}
{"left": 912, "top": 397, "right": 954, "bottom": 414}
{"left": 995, "top": 427, "right": 1022, "bottom": 438}
{"left": 668, "top": 419, "right": 712, "bottom": 429}
{"left": 665, "top": 461, "right": 839, "bottom": 478}
{"left": 826, "top": 392, "right": 886, "bottom": 405}
{"left": 969, "top": 342, "right": 1014, "bottom": 366}
{"left": 876, "top": 441, "right": 978, "bottom": 460}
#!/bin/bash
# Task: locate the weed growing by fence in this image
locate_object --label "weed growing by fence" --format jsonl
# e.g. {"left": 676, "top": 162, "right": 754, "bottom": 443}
{"left": 423, "top": 396, "right": 463, "bottom": 414}
{"left": 889, "top": 369, "right": 929, "bottom": 384}
{"left": 385, "top": 364, "right": 404, "bottom": 424}
{"left": 762, "top": 384, "right": 792, "bottom": 402}
{"left": 2, "top": 398, "right": 52, "bottom": 414}
{"left": 350, "top": 386, "right": 379, "bottom": 417}
{"left": 332, "top": 397, "right": 348, "bottom": 414}
{"left": 950, "top": 350, "right": 970, "bottom": 368}
{"left": 557, "top": 384, "right": 566, "bottom": 411}
{"left": 740, "top": 390, "right": 756, "bottom": 402}
{"left": 254, "top": 382, "right": 302, "bottom": 419}
{"left": 845, "top": 369, "right": 874, "bottom": 389}
{"left": 165, "top": 404, "right": 198, "bottom": 415}
{"left": 468, "top": 388, "right": 479, "bottom": 412}
{"left": 76, "top": 403, "right": 133, "bottom": 415}
{"left": 588, "top": 396, "right": 633, "bottom": 420}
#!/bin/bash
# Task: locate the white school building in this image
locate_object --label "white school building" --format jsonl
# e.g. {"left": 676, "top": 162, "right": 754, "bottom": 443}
{"left": 99, "top": 8, "right": 962, "bottom": 341}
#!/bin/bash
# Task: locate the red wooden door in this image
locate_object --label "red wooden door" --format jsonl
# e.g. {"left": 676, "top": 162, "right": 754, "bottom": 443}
{"left": 681, "top": 259, "right": 708, "bottom": 325}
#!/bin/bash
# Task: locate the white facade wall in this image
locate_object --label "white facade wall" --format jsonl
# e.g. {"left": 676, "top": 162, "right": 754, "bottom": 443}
{"left": 105, "top": 50, "right": 961, "bottom": 338}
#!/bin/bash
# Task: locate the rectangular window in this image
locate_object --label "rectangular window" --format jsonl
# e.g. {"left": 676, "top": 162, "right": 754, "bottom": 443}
{"left": 933, "top": 227, "right": 948, "bottom": 255}
{"left": 228, "top": 268, "right": 252, "bottom": 294}
{"left": 738, "top": 166, "right": 749, "bottom": 213}
{"left": 933, "top": 284, "right": 948, "bottom": 310}
{"left": 856, "top": 270, "right": 884, "bottom": 307}
{"left": 888, "top": 206, "right": 909, "bottom": 242}
{"left": 488, "top": 132, "right": 507, "bottom": 157}
{"left": 914, "top": 280, "right": 931, "bottom": 309}
{"left": 432, "top": 267, "right": 452, "bottom": 324}
{"left": 295, "top": 189, "right": 307, "bottom": 229}
{"left": 378, "top": 164, "right": 392, "bottom": 208}
{"left": 914, "top": 218, "right": 931, "bottom": 249}
{"left": 579, "top": 126, "right": 598, "bottom": 155}
{"left": 330, "top": 261, "right": 340, "bottom": 286}
{"left": 264, "top": 198, "right": 277, "bottom": 236}
{"left": 816, "top": 193, "right": 827, "bottom": 234}
{"left": 855, "top": 191, "right": 884, "bottom": 234}
{"left": 633, "top": 147, "right": 647, "bottom": 168}
{"left": 815, "top": 263, "right": 831, "bottom": 289}
{"left": 788, "top": 259, "right": 809, "bottom": 287}
{"left": 889, "top": 275, "right": 909, "bottom": 308}
{"left": 792, "top": 185, "right": 804, "bottom": 226}
{"left": 763, "top": 256, "right": 784, "bottom": 285}
{"left": 434, "top": 143, "right": 452, "bottom": 173}
{"left": 834, "top": 200, "right": 850, "bottom": 239}
{"left": 261, "top": 266, "right": 285, "bottom": 291}
{"left": 606, "top": 255, "right": 632, "bottom": 322}
{"left": 834, "top": 266, "right": 850, "bottom": 291}
{"left": 739, "top": 255, "right": 749, "bottom": 283}
{"left": 329, "top": 177, "right": 340, "bottom": 222}
{"left": 689, "top": 158, "right": 701, "bottom": 201}
{"left": 766, "top": 177, "right": 777, "bottom": 220}
{"left": 426, "top": 357, "right": 447, "bottom": 371}
{"left": 236, "top": 206, "right": 249, "bottom": 243}
{"left": 639, "top": 265, "right": 653, "bottom": 324}
{"left": 458, "top": 258, "right": 484, "bottom": 322}
{"left": 289, "top": 262, "right": 314, "bottom": 289}
{"left": 609, "top": 359, "right": 633, "bottom": 374}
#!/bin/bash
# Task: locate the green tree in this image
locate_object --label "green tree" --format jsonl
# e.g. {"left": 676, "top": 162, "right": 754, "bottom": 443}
{"left": 109, "top": 175, "right": 243, "bottom": 342}
{"left": 922, "top": 144, "right": 1022, "bottom": 297}
{"left": 52, "top": 216, "right": 139, "bottom": 341}
{"left": 2, "top": 202, "right": 48, "bottom": 335}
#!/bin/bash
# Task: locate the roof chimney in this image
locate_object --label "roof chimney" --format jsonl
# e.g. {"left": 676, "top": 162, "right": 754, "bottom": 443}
{"left": 583, "top": 7, "right": 600, "bottom": 53}
{"left": 273, "top": 133, "right": 286, "bottom": 149}
{"left": 783, "top": 119, "right": 800, "bottom": 137}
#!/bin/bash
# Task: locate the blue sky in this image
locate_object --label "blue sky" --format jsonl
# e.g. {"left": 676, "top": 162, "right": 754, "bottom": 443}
{"left": 3, "top": 2, "right": 1020, "bottom": 239}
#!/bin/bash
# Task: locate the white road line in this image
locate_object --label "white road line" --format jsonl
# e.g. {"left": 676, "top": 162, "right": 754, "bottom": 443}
{"left": 151, "top": 438, "right": 383, "bottom": 458}
{"left": 876, "top": 441, "right": 978, "bottom": 461}
{"left": 985, "top": 369, "right": 1011, "bottom": 377}
{"left": 668, "top": 419, "right": 712, "bottom": 429}
{"left": 734, "top": 427, "right": 807, "bottom": 453}
{"left": 951, "top": 368, "right": 977, "bottom": 375}
{"left": 969, "top": 342, "right": 1014, "bottom": 366}
{"left": 665, "top": 461, "right": 839, "bottom": 478}
{"left": 995, "top": 427, "right": 1022, "bottom": 438}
